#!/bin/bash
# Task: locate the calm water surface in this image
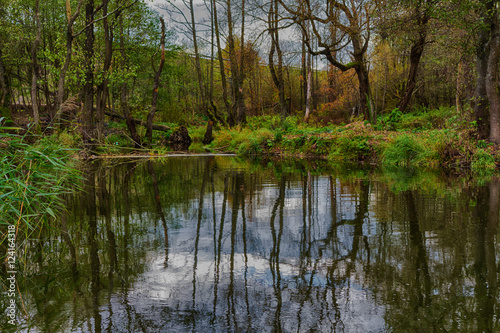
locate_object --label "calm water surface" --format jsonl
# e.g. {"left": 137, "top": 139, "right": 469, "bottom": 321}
{"left": 2, "top": 156, "right": 499, "bottom": 332}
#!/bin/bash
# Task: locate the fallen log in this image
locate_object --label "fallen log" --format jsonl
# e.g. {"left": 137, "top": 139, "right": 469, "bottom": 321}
{"left": 104, "top": 109, "right": 171, "bottom": 132}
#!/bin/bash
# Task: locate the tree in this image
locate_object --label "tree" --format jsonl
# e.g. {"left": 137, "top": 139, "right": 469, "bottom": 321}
{"left": 392, "top": 0, "right": 438, "bottom": 112}
{"left": 146, "top": 17, "right": 167, "bottom": 145}
{"left": 268, "top": 0, "right": 288, "bottom": 119}
{"left": 484, "top": 0, "right": 500, "bottom": 143}
{"left": 55, "top": 0, "right": 83, "bottom": 117}
{"left": 31, "top": 0, "right": 42, "bottom": 130}
{"left": 82, "top": 0, "right": 96, "bottom": 144}
{"left": 279, "top": 0, "right": 376, "bottom": 123}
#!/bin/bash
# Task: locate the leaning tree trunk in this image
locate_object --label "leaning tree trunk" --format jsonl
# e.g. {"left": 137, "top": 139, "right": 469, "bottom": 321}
{"left": 398, "top": 8, "right": 429, "bottom": 113}
{"left": 56, "top": 0, "right": 82, "bottom": 123}
{"left": 146, "top": 17, "right": 166, "bottom": 145}
{"left": 398, "top": 33, "right": 426, "bottom": 112}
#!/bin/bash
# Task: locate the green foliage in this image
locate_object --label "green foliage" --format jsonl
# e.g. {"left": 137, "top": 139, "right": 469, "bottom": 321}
{"left": 383, "top": 134, "right": 424, "bottom": 167}
{"left": 210, "top": 127, "right": 274, "bottom": 154}
{"left": 328, "top": 134, "right": 372, "bottom": 163}
{"left": 471, "top": 148, "right": 496, "bottom": 175}
{"left": 189, "top": 142, "right": 206, "bottom": 153}
{"left": 0, "top": 122, "right": 81, "bottom": 246}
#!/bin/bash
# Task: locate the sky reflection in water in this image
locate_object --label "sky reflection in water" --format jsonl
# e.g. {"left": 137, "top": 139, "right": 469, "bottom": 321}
{"left": 3, "top": 156, "right": 499, "bottom": 332}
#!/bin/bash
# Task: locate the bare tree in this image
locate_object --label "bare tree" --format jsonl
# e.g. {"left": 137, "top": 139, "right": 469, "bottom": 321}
{"left": 279, "top": 0, "right": 376, "bottom": 123}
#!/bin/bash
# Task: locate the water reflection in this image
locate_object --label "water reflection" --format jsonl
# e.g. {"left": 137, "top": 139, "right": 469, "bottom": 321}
{"left": 2, "top": 157, "right": 499, "bottom": 332}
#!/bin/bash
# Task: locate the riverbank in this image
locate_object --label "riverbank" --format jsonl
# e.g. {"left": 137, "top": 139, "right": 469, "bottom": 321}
{"left": 182, "top": 108, "right": 500, "bottom": 175}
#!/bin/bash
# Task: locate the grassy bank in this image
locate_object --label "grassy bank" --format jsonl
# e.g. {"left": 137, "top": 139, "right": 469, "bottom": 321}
{"left": 184, "top": 107, "right": 498, "bottom": 175}
{"left": 13, "top": 106, "right": 499, "bottom": 176}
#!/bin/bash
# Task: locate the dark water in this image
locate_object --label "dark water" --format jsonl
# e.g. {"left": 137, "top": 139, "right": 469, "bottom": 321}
{"left": 2, "top": 156, "right": 499, "bottom": 332}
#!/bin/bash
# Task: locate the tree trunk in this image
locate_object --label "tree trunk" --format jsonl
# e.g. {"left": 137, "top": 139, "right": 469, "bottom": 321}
{"left": 118, "top": 16, "right": 141, "bottom": 147}
{"left": 398, "top": 32, "right": 426, "bottom": 112}
{"left": 56, "top": 0, "right": 82, "bottom": 116}
{"left": 0, "top": 45, "right": 12, "bottom": 122}
{"left": 268, "top": 0, "right": 287, "bottom": 120}
{"left": 31, "top": 0, "right": 41, "bottom": 130}
{"left": 226, "top": 0, "right": 246, "bottom": 125}
{"left": 486, "top": 12, "right": 500, "bottom": 144}
{"left": 304, "top": 70, "right": 312, "bottom": 122}
{"left": 212, "top": 0, "right": 232, "bottom": 125}
{"left": 96, "top": 0, "right": 111, "bottom": 139}
{"left": 475, "top": 1, "right": 494, "bottom": 140}
{"left": 354, "top": 52, "right": 375, "bottom": 124}
{"left": 82, "top": 0, "right": 95, "bottom": 145}
{"left": 146, "top": 17, "right": 166, "bottom": 145}
{"left": 398, "top": 4, "right": 429, "bottom": 113}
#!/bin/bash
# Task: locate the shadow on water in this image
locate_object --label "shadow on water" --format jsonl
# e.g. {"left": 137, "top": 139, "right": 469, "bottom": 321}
{"left": 1, "top": 156, "right": 499, "bottom": 332}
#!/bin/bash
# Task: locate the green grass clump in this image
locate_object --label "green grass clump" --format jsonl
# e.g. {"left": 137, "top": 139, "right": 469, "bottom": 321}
{"left": 328, "top": 134, "right": 372, "bottom": 164}
{"left": 471, "top": 148, "right": 496, "bottom": 174}
{"left": 382, "top": 134, "right": 425, "bottom": 167}
{"left": 237, "top": 128, "right": 274, "bottom": 156}
{"left": 210, "top": 126, "right": 274, "bottom": 154}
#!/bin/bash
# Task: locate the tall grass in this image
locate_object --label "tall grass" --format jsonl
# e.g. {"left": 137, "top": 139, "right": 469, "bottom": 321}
{"left": 0, "top": 120, "right": 81, "bottom": 247}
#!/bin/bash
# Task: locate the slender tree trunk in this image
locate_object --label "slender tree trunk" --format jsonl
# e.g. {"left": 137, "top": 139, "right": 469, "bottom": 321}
{"left": 268, "top": 0, "right": 287, "bottom": 120}
{"left": 96, "top": 0, "right": 111, "bottom": 139}
{"left": 146, "top": 17, "right": 166, "bottom": 145}
{"left": 118, "top": 17, "right": 141, "bottom": 147}
{"left": 83, "top": 0, "right": 95, "bottom": 144}
{"left": 188, "top": 0, "right": 226, "bottom": 127}
{"left": 31, "top": 0, "right": 41, "bottom": 130}
{"left": 486, "top": 9, "right": 500, "bottom": 144}
{"left": 301, "top": 35, "right": 306, "bottom": 108}
{"left": 212, "top": 0, "right": 232, "bottom": 124}
{"left": 304, "top": 70, "right": 312, "bottom": 122}
{"left": 190, "top": 0, "right": 207, "bottom": 112}
{"left": 226, "top": 0, "right": 246, "bottom": 125}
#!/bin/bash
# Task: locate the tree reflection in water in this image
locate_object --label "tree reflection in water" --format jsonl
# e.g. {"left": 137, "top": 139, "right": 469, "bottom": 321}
{"left": 3, "top": 157, "right": 499, "bottom": 332}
